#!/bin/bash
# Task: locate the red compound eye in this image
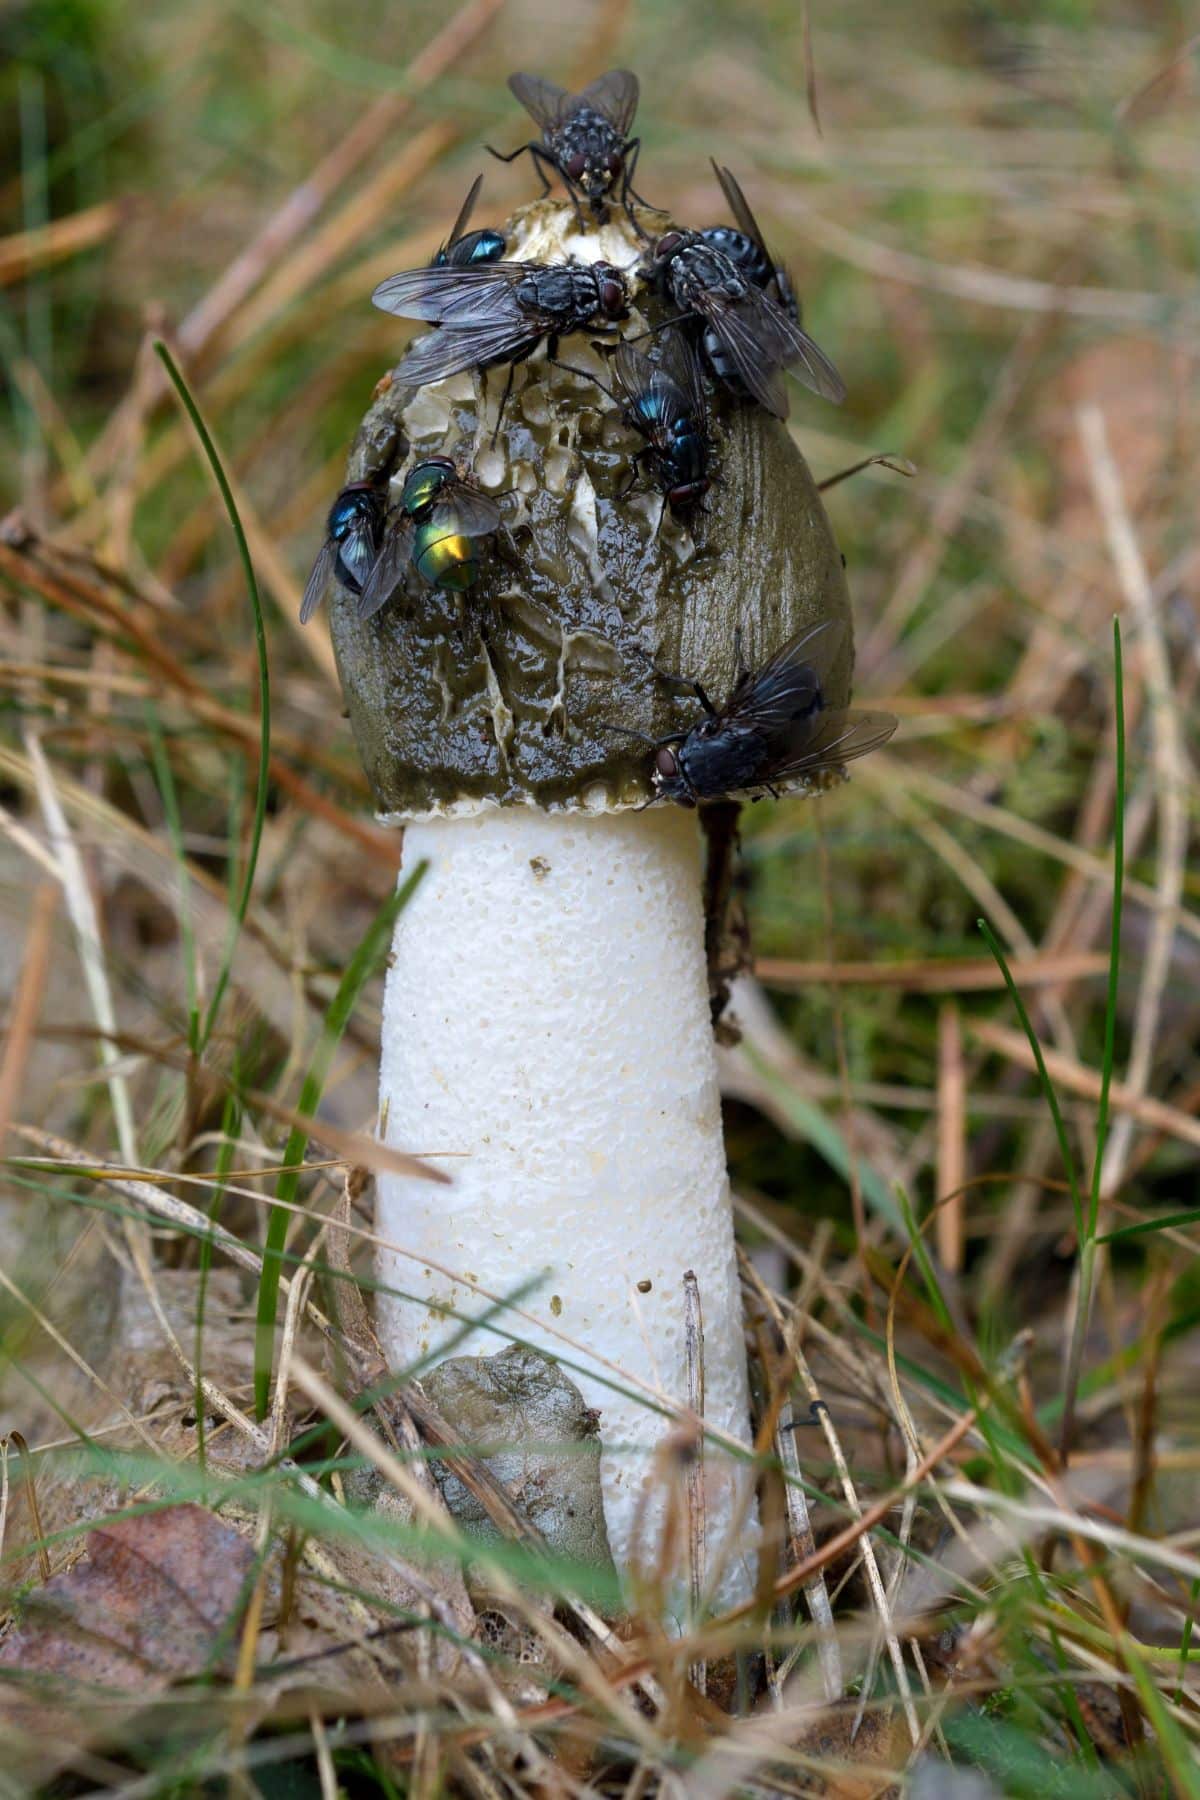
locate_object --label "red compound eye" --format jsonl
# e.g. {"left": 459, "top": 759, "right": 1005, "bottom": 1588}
{"left": 655, "top": 746, "right": 678, "bottom": 778}
{"left": 607, "top": 149, "right": 623, "bottom": 174}
{"left": 566, "top": 152, "right": 587, "bottom": 180}
{"left": 599, "top": 277, "right": 625, "bottom": 315}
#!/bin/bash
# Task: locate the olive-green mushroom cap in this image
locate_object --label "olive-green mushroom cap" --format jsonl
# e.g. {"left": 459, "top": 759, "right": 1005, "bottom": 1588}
{"left": 329, "top": 204, "right": 852, "bottom": 821}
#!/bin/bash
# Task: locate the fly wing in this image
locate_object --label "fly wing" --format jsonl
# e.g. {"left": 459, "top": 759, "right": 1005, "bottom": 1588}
{"left": 578, "top": 68, "right": 639, "bottom": 135}
{"left": 776, "top": 310, "right": 846, "bottom": 405}
{"left": 756, "top": 617, "right": 846, "bottom": 693}
{"left": 701, "top": 281, "right": 844, "bottom": 412}
{"left": 695, "top": 283, "right": 791, "bottom": 418}
{"left": 372, "top": 262, "right": 526, "bottom": 324}
{"left": 429, "top": 488, "right": 503, "bottom": 538}
{"left": 725, "top": 619, "right": 846, "bottom": 725}
{"left": 609, "top": 339, "right": 656, "bottom": 401}
{"left": 711, "top": 162, "right": 771, "bottom": 262}
{"left": 445, "top": 173, "right": 483, "bottom": 251}
{"left": 337, "top": 514, "right": 383, "bottom": 594}
{"left": 508, "top": 72, "right": 573, "bottom": 129}
{"left": 768, "top": 709, "right": 898, "bottom": 781}
{"left": 397, "top": 314, "right": 539, "bottom": 384}
{"left": 658, "top": 327, "right": 707, "bottom": 419}
{"left": 712, "top": 161, "right": 799, "bottom": 318}
{"left": 356, "top": 520, "right": 411, "bottom": 621}
{"left": 299, "top": 537, "right": 335, "bottom": 625}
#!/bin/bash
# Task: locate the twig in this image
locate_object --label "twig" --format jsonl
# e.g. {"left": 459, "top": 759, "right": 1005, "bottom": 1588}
{"left": 683, "top": 1268, "right": 707, "bottom": 1694}
{"left": 24, "top": 729, "right": 136, "bottom": 1164}
{"left": 1079, "top": 406, "right": 1187, "bottom": 1203}
{"left": 967, "top": 1020, "right": 1200, "bottom": 1156}
{"left": 5, "top": 1430, "right": 50, "bottom": 1580}
{"left": 935, "top": 1001, "right": 966, "bottom": 1274}
{"left": 0, "top": 878, "right": 56, "bottom": 1151}
{"left": 774, "top": 1400, "right": 843, "bottom": 1701}
{"left": 754, "top": 949, "right": 1111, "bottom": 994}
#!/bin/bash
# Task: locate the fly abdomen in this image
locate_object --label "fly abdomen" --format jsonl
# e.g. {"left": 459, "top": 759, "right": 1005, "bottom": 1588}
{"left": 701, "top": 325, "right": 736, "bottom": 390}
{"left": 329, "top": 486, "right": 387, "bottom": 593}
{"left": 438, "top": 228, "right": 507, "bottom": 269}
{"left": 667, "top": 429, "right": 708, "bottom": 489}
{"left": 700, "top": 225, "right": 772, "bottom": 290}
{"left": 412, "top": 516, "right": 480, "bottom": 592}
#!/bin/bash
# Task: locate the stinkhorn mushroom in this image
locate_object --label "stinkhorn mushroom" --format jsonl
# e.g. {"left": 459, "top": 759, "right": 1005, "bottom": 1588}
{"left": 326, "top": 194, "right": 855, "bottom": 1613}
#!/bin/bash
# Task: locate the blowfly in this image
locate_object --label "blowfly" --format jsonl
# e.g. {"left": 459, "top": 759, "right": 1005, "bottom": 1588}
{"left": 641, "top": 168, "right": 844, "bottom": 419}
{"left": 490, "top": 69, "right": 645, "bottom": 223}
{"left": 562, "top": 331, "right": 711, "bottom": 516}
{"left": 300, "top": 481, "right": 387, "bottom": 624}
{"left": 643, "top": 619, "right": 896, "bottom": 805}
{"left": 372, "top": 257, "right": 629, "bottom": 429}
{"left": 355, "top": 457, "right": 503, "bottom": 619}
{"left": 431, "top": 174, "right": 507, "bottom": 269}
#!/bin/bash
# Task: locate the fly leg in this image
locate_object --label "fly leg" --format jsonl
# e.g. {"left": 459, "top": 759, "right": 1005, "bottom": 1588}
{"left": 549, "top": 354, "right": 618, "bottom": 406}
{"left": 616, "top": 448, "right": 650, "bottom": 501}
{"left": 490, "top": 343, "right": 536, "bottom": 446}
{"left": 596, "top": 721, "right": 684, "bottom": 747}
{"left": 623, "top": 313, "right": 696, "bottom": 345}
{"left": 620, "top": 139, "right": 655, "bottom": 222}
{"left": 490, "top": 365, "right": 517, "bottom": 447}
{"left": 486, "top": 140, "right": 552, "bottom": 198}
{"left": 637, "top": 648, "right": 717, "bottom": 715}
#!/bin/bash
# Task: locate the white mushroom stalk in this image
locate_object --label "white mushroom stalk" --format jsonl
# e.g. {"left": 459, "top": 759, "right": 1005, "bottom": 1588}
{"left": 327, "top": 191, "right": 856, "bottom": 1618}
{"left": 377, "top": 805, "right": 755, "bottom": 1608}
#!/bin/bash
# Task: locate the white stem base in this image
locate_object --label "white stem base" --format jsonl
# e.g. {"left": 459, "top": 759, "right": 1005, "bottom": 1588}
{"left": 375, "top": 806, "right": 756, "bottom": 1613}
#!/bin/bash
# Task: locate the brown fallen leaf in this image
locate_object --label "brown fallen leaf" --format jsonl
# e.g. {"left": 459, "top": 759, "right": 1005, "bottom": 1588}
{"left": 0, "top": 1502, "right": 255, "bottom": 1780}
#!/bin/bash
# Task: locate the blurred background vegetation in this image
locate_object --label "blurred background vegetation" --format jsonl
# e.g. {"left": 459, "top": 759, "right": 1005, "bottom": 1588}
{"left": 2, "top": 0, "right": 1199, "bottom": 1790}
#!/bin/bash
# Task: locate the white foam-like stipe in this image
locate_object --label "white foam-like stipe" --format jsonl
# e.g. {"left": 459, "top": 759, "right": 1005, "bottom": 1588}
{"left": 375, "top": 806, "right": 757, "bottom": 1615}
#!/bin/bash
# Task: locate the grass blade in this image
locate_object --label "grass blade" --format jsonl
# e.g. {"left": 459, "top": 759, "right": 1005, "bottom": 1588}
{"left": 152, "top": 337, "right": 270, "bottom": 1053}
{"left": 977, "top": 917, "right": 1083, "bottom": 1237}
{"left": 1060, "top": 616, "right": 1126, "bottom": 1458}
{"left": 253, "top": 862, "right": 427, "bottom": 1418}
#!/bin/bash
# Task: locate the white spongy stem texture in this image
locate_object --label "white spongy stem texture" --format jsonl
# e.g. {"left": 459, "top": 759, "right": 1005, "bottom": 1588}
{"left": 376, "top": 805, "right": 757, "bottom": 1614}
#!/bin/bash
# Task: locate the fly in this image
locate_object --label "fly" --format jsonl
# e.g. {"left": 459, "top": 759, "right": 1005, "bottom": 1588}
{"left": 622, "top": 619, "right": 895, "bottom": 804}
{"left": 489, "top": 69, "right": 645, "bottom": 224}
{"left": 701, "top": 161, "right": 799, "bottom": 324}
{"left": 355, "top": 456, "right": 503, "bottom": 620}
{"left": 431, "top": 173, "right": 506, "bottom": 269}
{"left": 559, "top": 331, "right": 711, "bottom": 516}
{"left": 372, "top": 257, "right": 630, "bottom": 431}
{"left": 300, "top": 481, "right": 387, "bottom": 624}
{"left": 641, "top": 169, "right": 844, "bottom": 418}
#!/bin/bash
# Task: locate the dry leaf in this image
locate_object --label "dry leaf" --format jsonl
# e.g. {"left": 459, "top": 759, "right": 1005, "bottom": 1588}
{"left": 0, "top": 1502, "right": 255, "bottom": 1780}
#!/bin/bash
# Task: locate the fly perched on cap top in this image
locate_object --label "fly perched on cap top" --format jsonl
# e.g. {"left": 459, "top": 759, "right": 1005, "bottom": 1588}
{"left": 489, "top": 69, "right": 647, "bottom": 225}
